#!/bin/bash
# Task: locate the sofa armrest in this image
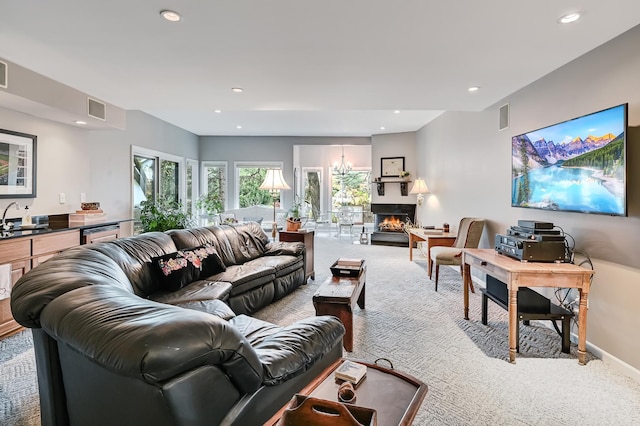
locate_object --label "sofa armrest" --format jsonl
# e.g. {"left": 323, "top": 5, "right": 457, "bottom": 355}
{"left": 264, "top": 241, "right": 305, "bottom": 257}
{"left": 40, "top": 285, "right": 263, "bottom": 394}
{"left": 247, "top": 315, "right": 345, "bottom": 385}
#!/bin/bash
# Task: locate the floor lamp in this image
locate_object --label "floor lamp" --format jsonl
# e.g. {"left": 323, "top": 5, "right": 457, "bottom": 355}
{"left": 259, "top": 169, "right": 291, "bottom": 238}
{"left": 409, "top": 178, "right": 429, "bottom": 228}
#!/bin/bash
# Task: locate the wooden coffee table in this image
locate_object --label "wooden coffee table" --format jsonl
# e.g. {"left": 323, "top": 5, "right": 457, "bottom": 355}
{"left": 265, "top": 358, "right": 428, "bottom": 426}
{"left": 313, "top": 264, "right": 366, "bottom": 352}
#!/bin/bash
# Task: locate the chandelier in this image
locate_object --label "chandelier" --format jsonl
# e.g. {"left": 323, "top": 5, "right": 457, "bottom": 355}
{"left": 333, "top": 145, "right": 352, "bottom": 176}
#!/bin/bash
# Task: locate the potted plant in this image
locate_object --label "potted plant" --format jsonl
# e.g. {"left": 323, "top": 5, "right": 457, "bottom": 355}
{"left": 400, "top": 170, "right": 410, "bottom": 181}
{"left": 286, "top": 198, "right": 303, "bottom": 231}
{"left": 139, "top": 198, "right": 194, "bottom": 232}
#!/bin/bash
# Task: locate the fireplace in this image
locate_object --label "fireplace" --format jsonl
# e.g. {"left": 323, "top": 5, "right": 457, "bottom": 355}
{"left": 370, "top": 204, "right": 416, "bottom": 246}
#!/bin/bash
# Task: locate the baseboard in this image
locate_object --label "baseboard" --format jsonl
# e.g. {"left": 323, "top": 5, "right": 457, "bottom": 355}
{"left": 471, "top": 272, "right": 640, "bottom": 383}
{"left": 570, "top": 333, "right": 640, "bottom": 383}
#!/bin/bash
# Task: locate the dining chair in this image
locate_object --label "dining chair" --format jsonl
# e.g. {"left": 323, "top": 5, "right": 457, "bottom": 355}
{"left": 429, "top": 217, "right": 485, "bottom": 291}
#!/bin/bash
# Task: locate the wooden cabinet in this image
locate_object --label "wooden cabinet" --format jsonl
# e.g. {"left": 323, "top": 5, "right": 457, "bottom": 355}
{"left": 0, "top": 239, "right": 31, "bottom": 337}
{"left": 0, "top": 230, "right": 80, "bottom": 338}
{"left": 279, "top": 229, "right": 315, "bottom": 280}
{"left": 82, "top": 226, "right": 120, "bottom": 244}
{"left": 31, "top": 230, "right": 80, "bottom": 267}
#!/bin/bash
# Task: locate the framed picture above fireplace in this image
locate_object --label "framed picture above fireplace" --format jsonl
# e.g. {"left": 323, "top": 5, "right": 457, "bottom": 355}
{"left": 381, "top": 156, "right": 405, "bottom": 177}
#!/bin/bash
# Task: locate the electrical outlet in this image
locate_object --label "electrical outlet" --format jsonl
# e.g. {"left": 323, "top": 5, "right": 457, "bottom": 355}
{"left": 59, "top": 193, "right": 66, "bottom": 204}
{"left": 80, "top": 193, "right": 86, "bottom": 202}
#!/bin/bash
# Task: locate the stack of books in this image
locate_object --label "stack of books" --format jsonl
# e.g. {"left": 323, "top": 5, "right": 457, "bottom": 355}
{"left": 334, "top": 360, "right": 367, "bottom": 386}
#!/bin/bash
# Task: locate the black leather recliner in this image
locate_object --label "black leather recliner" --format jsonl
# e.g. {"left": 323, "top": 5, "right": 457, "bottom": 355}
{"left": 11, "top": 226, "right": 344, "bottom": 426}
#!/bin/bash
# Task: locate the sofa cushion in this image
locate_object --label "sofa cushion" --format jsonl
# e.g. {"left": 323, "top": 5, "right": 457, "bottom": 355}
{"left": 246, "top": 255, "right": 303, "bottom": 278}
{"left": 149, "top": 280, "right": 232, "bottom": 305}
{"left": 209, "top": 264, "right": 275, "bottom": 296}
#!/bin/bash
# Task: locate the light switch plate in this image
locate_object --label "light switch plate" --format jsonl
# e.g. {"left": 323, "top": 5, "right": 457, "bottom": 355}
{"left": 59, "top": 193, "right": 66, "bottom": 204}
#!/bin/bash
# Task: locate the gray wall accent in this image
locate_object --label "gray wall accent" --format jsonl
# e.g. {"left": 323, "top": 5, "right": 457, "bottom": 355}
{"left": 0, "top": 57, "right": 125, "bottom": 130}
{"left": 200, "top": 136, "right": 370, "bottom": 210}
{"left": 416, "top": 24, "right": 640, "bottom": 371}
{"left": 88, "top": 110, "right": 199, "bottom": 219}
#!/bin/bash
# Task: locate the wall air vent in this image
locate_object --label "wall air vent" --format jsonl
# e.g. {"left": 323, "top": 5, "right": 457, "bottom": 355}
{"left": 87, "top": 97, "right": 106, "bottom": 121}
{"left": 499, "top": 103, "right": 509, "bottom": 131}
{"left": 0, "top": 61, "right": 7, "bottom": 89}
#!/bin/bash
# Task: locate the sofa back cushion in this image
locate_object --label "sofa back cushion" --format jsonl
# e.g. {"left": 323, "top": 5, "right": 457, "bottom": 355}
{"left": 94, "top": 232, "right": 177, "bottom": 296}
{"left": 169, "top": 223, "right": 270, "bottom": 266}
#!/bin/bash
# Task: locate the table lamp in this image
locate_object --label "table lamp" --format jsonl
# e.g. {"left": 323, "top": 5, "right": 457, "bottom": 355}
{"left": 409, "top": 178, "right": 429, "bottom": 227}
{"left": 259, "top": 168, "right": 291, "bottom": 237}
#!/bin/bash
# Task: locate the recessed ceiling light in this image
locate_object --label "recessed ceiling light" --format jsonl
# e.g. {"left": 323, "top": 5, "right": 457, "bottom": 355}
{"left": 468, "top": 86, "right": 480, "bottom": 92}
{"left": 558, "top": 12, "right": 581, "bottom": 24}
{"left": 74, "top": 120, "right": 87, "bottom": 125}
{"left": 380, "top": 126, "right": 386, "bottom": 130}
{"left": 160, "top": 10, "right": 182, "bottom": 22}
{"left": 394, "top": 110, "right": 400, "bottom": 114}
{"left": 214, "top": 109, "right": 221, "bottom": 114}
{"left": 231, "top": 87, "right": 244, "bottom": 93}
{"left": 236, "top": 125, "right": 242, "bottom": 129}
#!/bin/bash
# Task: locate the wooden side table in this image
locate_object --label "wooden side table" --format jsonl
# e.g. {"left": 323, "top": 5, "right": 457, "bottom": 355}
{"left": 279, "top": 229, "right": 315, "bottom": 280}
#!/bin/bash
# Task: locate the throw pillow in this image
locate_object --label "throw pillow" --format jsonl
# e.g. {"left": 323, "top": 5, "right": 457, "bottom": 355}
{"left": 154, "top": 244, "right": 227, "bottom": 291}
{"left": 192, "top": 244, "right": 227, "bottom": 277}
{"left": 154, "top": 251, "right": 201, "bottom": 291}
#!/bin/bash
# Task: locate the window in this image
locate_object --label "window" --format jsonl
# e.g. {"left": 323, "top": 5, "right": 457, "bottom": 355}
{"left": 201, "top": 161, "right": 227, "bottom": 214}
{"left": 132, "top": 146, "right": 185, "bottom": 233}
{"left": 185, "top": 159, "right": 198, "bottom": 217}
{"left": 302, "top": 168, "right": 323, "bottom": 219}
{"left": 332, "top": 169, "right": 371, "bottom": 222}
{"left": 234, "top": 162, "right": 284, "bottom": 209}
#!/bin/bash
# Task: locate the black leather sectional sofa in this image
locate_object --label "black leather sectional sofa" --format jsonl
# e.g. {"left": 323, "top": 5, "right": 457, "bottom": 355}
{"left": 11, "top": 223, "right": 344, "bottom": 426}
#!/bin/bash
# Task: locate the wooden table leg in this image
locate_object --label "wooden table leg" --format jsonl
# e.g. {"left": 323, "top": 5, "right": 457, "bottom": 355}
{"left": 409, "top": 233, "right": 414, "bottom": 261}
{"left": 357, "top": 282, "right": 365, "bottom": 309}
{"left": 463, "top": 262, "right": 470, "bottom": 320}
{"left": 509, "top": 288, "right": 518, "bottom": 363}
{"left": 577, "top": 289, "right": 588, "bottom": 365}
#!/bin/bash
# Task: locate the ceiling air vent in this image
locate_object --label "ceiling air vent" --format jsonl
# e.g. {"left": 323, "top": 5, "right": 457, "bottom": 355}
{"left": 87, "top": 97, "right": 106, "bottom": 121}
{"left": 499, "top": 103, "right": 509, "bottom": 131}
{"left": 0, "top": 61, "right": 7, "bottom": 89}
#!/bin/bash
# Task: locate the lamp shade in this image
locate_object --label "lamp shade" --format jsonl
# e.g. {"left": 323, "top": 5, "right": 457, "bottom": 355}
{"left": 409, "top": 178, "right": 429, "bottom": 194}
{"left": 259, "top": 169, "right": 291, "bottom": 191}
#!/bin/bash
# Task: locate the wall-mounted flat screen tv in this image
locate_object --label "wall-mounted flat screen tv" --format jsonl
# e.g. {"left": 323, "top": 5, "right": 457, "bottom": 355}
{"left": 511, "top": 103, "right": 627, "bottom": 216}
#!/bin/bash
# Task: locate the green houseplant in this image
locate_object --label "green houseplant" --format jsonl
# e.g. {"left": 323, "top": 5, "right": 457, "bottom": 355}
{"left": 139, "top": 198, "right": 194, "bottom": 232}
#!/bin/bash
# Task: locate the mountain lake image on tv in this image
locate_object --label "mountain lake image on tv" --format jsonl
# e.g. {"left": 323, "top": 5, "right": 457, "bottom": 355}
{"left": 512, "top": 104, "right": 627, "bottom": 216}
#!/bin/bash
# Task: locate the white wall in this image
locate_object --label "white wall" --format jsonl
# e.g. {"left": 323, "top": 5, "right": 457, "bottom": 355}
{"left": 0, "top": 108, "right": 198, "bottom": 230}
{"left": 0, "top": 106, "right": 91, "bottom": 218}
{"left": 416, "top": 24, "right": 640, "bottom": 371}
{"left": 372, "top": 132, "right": 418, "bottom": 205}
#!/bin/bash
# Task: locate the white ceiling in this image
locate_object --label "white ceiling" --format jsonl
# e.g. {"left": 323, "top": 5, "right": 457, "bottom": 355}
{"left": 1, "top": 1, "right": 640, "bottom": 137}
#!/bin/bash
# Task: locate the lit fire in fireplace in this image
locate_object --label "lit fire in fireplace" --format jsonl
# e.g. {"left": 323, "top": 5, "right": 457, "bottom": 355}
{"left": 378, "top": 216, "right": 406, "bottom": 232}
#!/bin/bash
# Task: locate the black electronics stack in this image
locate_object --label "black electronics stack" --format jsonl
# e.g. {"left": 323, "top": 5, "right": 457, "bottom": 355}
{"left": 494, "top": 220, "right": 566, "bottom": 262}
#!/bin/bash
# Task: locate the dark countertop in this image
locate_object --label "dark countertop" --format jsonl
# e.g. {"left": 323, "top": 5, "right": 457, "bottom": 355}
{"left": 0, "top": 218, "right": 134, "bottom": 240}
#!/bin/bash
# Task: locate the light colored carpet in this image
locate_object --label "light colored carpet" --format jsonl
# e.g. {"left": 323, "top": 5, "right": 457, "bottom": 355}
{"left": 2, "top": 234, "right": 640, "bottom": 425}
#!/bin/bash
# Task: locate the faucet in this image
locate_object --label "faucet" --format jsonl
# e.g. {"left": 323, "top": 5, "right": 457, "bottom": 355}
{"left": 2, "top": 202, "right": 20, "bottom": 231}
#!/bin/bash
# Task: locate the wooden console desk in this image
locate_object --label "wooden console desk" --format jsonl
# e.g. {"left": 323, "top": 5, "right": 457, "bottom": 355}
{"left": 462, "top": 249, "right": 594, "bottom": 364}
{"left": 408, "top": 228, "right": 457, "bottom": 275}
